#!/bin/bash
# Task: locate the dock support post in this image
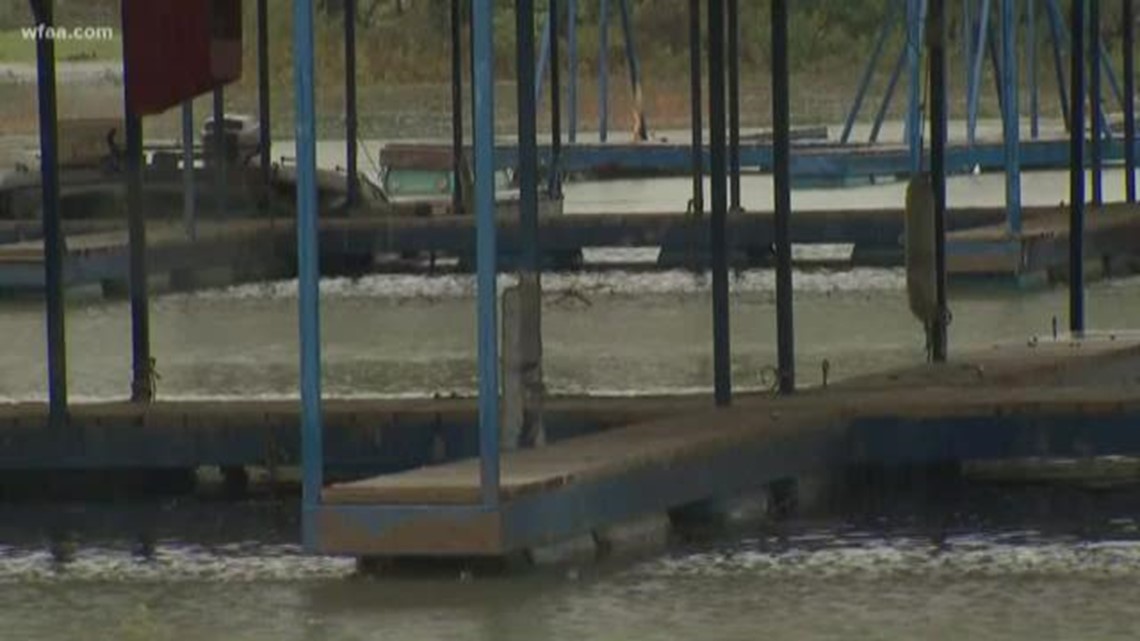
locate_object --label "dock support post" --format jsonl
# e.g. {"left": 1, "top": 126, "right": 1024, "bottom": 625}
{"left": 930, "top": 0, "right": 949, "bottom": 362}
{"left": 709, "top": 0, "right": 731, "bottom": 406}
{"left": 257, "top": 0, "right": 271, "bottom": 209}
{"left": 1126, "top": 0, "right": 1137, "bottom": 203}
{"left": 122, "top": 2, "right": 153, "bottom": 404}
{"left": 1001, "top": 0, "right": 1021, "bottom": 235}
{"left": 293, "top": 0, "right": 324, "bottom": 549}
{"left": 549, "top": 0, "right": 563, "bottom": 199}
{"left": 773, "top": 0, "right": 795, "bottom": 394}
{"left": 617, "top": 0, "right": 647, "bottom": 140}
{"left": 727, "top": 0, "right": 741, "bottom": 212}
{"left": 688, "top": 0, "right": 704, "bottom": 216}
{"left": 181, "top": 102, "right": 196, "bottom": 240}
{"left": 451, "top": 0, "right": 465, "bottom": 215}
{"left": 1029, "top": 0, "right": 1039, "bottom": 139}
{"left": 213, "top": 87, "right": 226, "bottom": 217}
{"left": 968, "top": 0, "right": 991, "bottom": 148}
{"left": 473, "top": 0, "right": 502, "bottom": 506}
{"left": 1045, "top": 0, "right": 1071, "bottom": 131}
{"left": 344, "top": 0, "right": 359, "bottom": 208}
{"left": 906, "top": 0, "right": 926, "bottom": 174}
{"left": 567, "top": 0, "right": 578, "bottom": 143}
{"left": 32, "top": 0, "right": 67, "bottom": 423}
{"left": 1091, "top": 0, "right": 1103, "bottom": 206}
{"left": 1070, "top": 0, "right": 1086, "bottom": 334}
{"left": 598, "top": 0, "right": 609, "bottom": 143}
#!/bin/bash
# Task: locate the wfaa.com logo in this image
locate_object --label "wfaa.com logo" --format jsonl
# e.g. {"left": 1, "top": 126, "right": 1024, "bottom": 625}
{"left": 21, "top": 24, "right": 116, "bottom": 42}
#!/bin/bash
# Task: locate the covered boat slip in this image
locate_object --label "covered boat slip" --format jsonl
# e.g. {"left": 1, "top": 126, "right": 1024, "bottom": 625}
{"left": 313, "top": 336, "right": 1140, "bottom": 557}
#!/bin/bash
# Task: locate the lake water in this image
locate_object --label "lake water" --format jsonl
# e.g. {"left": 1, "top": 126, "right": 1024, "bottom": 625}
{"left": 2, "top": 156, "right": 1140, "bottom": 639}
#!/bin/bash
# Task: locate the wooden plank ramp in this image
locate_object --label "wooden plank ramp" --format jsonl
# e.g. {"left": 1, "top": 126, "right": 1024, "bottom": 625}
{"left": 315, "top": 337, "right": 1140, "bottom": 556}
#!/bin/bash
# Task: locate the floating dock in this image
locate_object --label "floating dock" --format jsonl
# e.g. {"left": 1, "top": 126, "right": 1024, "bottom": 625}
{"left": 312, "top": 336, "right": 1140, "bottom": 557}
{"left": 3, "top": 202, "right": 1139, "bottom": 292}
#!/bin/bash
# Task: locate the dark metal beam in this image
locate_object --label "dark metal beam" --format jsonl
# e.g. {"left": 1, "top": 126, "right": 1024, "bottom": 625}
{"left": 708, "top": 0, "right": 731, "bottom": 406}
{"left": 1125, "top": 0, "right": 1136, "bottom": 202}
{"left": 772, "top": 0, "right": 795, "bottom": 394}
{"left": 345, "top": 0, "right": 359, "bottom": 207}
{"left": 451, "top": 0, "right": 464, "bottom": 214}
{"left": 727, "top": 0, "right": 741, "bottom": 211}
{"left": 517, "top": 0, "right": 540, "bottom": 272}
{"left": 257, "top": 0, "right": 271, "bottom": 204}
{"left": 689, "top": 0, "right": 704, "bottom": 216}
{"left": 213, "top": 87, "right": 226, "bottom": 217}
{"left": 1091, "top": 0, "right": 1103, "bottom": 205}
{"left": 549, "top": 0, "right": 563, "bottom": 198}
{"left": 31, "top": 0, "right": 67, "bottom": 422}
{"left": 1071, "top": 0, "right": 1087, "bottom": 333}
{"left": 930, "top": 0, "right": 949, "bottom": 362}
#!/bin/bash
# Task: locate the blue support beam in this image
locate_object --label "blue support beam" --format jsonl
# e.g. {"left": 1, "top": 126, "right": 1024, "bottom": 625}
{"left": 841, "top": 6, "right": 896, "bottom": 145}
{"left": 1045, "top": 0, "right": 1071, "bottom": 130}
{"left": 1001, "top": 0, "right": 1021, "bottom": 234}
{"left": 292, "top": 0, "right": 324, "bottom": 550}
{"left": 549, "top": 0, "right": 564, "bottom": 198}
{"left": 567, "top": 0, "right": 579, "bottom": 143}
{"left": 930, "top": 0, "right": 949, "bottom": 362}
{"left": 871, "top": 43, "right": 909, "bottom": 144}
{"left": 31, "top": 0, "right": 67, "bottom": 423}
{"left": 344, "top": 0, "right": 359, "bottom": 208}
{"left": 257, "top": 0, "right": 271, "bottom": 207}
{"left": 688, "top": 0, "right": 703, "bottom": 215}
{"left": 618, "top": 0, "right": 647, "bottom": 140}
{"left": 535, "top": 6, "right": 552, "bottom": 104}
{"left": 1091, "top": 0, "right": 1104, "bottom": 206}
{"left": 906, "top": 0, "right": 926, "bottom": 172}
{"left": 967, "top": 0, "right": 991, "bottom": 148}
{"left": 472, "top": 0, "right": 502, "bottom": 507}
{"left": 598, "top": 0, "right": 610, "bottom": 142}
{"left": 451, "top": 0, "right": 465, "bottom": 215}
{"left": 1070, "top": 0, "right": 1086, "bottom": 334}
{"left": 1126, "top": 0, "right": 1137, "bottom": 203}
{"left": 1029, "top": 0, "right": 1039, "bottom": 139}
{"left": 517, "top": 0, "right": 540, "bottom": 273}
{"left": 728, "top": 0, "right": 741, "bottom": 211}
{"left": 773, "top": 0, "right": 795, "bottom": 393}
{"left": 708, "top": 0, "right": 731, "bottom": 406}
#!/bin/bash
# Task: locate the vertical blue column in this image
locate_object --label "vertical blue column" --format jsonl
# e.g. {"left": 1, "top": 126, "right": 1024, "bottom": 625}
{"left": 257, "top": 0, "right": 271, "bottom": 207}
{"left": 708, "top": 0, "right": 731, "bottom": 407}
{"left": 451, "top": 0, "right": 465, "bottom": 215}
{"left": 727, "top": 0, "right": 741, "bottom": 211}
{"left": 549, "top": 0, "right": 563, "bottom": 198}
{"left": 32, "top": 0, "right": 67, "bottom": 423}
{"left": 1045, "top": 0, "right": 1071, "bottom": 130}
{"left": 871, "top": 45, "right": 908, "bottom": 143}
{"left": 344, "top": 0, "right": 359, "bottom": 208}
{"left": 1002, "top": 0, "right": 1021, "bottom": 234}
{"left": 182, "top": 102, "right": 196, "bottom": 240}
{"left": 535, "top": 8, "right": 551, "bottom": 104}
{"left": 618, "top": 0, "right": 647, "bottom": 140}
{"left": 1125, "top": 0, "right": 1137, "bottom": 203}
{"left": 293, "top": 0, "right": 324, "bottom": 549}
{"left": 968, "top": 0, "right": 991, "bottom": 148}
{"left": 567, "top": 0, "right": 579, "bottom": 143}
{"left": 472, "top": 0, "right": 501, "bottom": 507}
{"left": 772, "top": 0, "right": 795, "bottom": 394}
{"left": 689, "top": 0, "right": 704, "bottom": 215}
{"left": 517, "top": 0, "right": 539, "bottom": 273}
{"left": 930, "top": 0, "right": 949, "bottom": 362}
{"left": 598, "top": 0, "right": 610, "bottom": 142}
{"left": 1090, "top": 0, "right": 1103, "bottom": 206}
{"left": 964, "top": 0, "right": 973, "bottom": 128}
{"left": 906, "top": 0, "right": 925, "bottom": 173}
{"left": 1029, "top": 0, "right": 1039, "bottom": 139}
{"left": 1070, "top": 0, "right": 1086, "bottom": 334}
{"left": 122, "top": 1, "right": 152, "bottom": 403}
{"left": 841, "top": 11, "right": 894, "bottom": 145}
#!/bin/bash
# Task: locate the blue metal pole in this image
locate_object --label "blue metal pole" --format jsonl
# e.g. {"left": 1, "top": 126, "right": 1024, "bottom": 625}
{"left": 618, "top": 0, "right": 647, "bottom": 140}
{"left": 727, "top": 0, "right": 741, "bottom": 210}
{"left": 709, "top": 0, "right": 731, "bottom": 406}
{"left": 292, "top": 0, "right": 324, "bottom": 549}
{"left": 964, "top": 0, "right": 973, "bottom": 131}
{"left": 257, "top": 0, "right": 271, "bottom": 207}
{"left": 1002, "top": 0, "right": 1021, "bottom": 235}
{"left": 182, "top": 102, "right": 196, "bottom": 240}
{"left": 1045, "top": 0, "right": 1071, "bottom": 130}
{"left": 451, "top": 0, "right": 465, "bottom": 215}
{"left": 1125, "top": 0, "right": 1136, "bottom": 203}
{"left": 549, "top": 0, "right": 563, "bottom": 198}
{"left": 518, "top": 0, "right": 539, "bottom": 274}
{"left": 871, "top": 44, "right": 909, "bottom": 143}
{"left": 773, "top": 0, "right": 795, "bottom": 394}
{"left": 122, "top": 2, "right": 152, "bottom": 404}
{"left": 906, "top": 0, "right": 926, "bottom": 173}
{"left": 968, "top": 0, "right": 992, "bottom": 147}
{"left": 1070, "top": 0, "right": 1086, "bottom": 334}
{"left": 689, "top": 0, "right": 704, "bottom": 214}
{"left": 841, "top": 9, "right": 895, "bottom": 145}
{"left": 472, "top": 0, "right": 501, "bottom": 508}
{"left": 568, "top": 0, "right": 578, "bottom": 143}
{"left": 32, "top": 0, "right": 67, "bottom": 423}
{"left": 599, "top": 0, "right": 610, "bottom": 142}
{"left": 1029, "top": 0, "right": 1039, "bottom": 139}
{"left": 1099, "top": 43, "right": 1125, "bottom": 115}
{"left": 930, "top": 0, "right": 949, "bottom": 362}
{"left": 535, "top": 5, "right": 551, "bottom": 105}
{"left": 1091, "top": 0, "right": 1103, "bottom": 206}
{"left": 344, "top": 0, "right": 359, "bottom": 208}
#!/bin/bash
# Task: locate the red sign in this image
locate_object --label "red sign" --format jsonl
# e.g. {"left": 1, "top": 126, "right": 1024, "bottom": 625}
{"left": 122, "top": 0, "right": 242, "bottom": 116}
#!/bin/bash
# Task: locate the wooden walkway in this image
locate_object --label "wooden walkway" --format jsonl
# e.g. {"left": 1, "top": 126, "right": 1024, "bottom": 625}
{"left": 314, "top": 336, "right": 1140, "bottom": 556}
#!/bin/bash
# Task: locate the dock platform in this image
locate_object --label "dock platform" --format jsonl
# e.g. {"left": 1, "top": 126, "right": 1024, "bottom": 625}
{"left": 312, "top": 337, "right": 1140, "bottom": 557}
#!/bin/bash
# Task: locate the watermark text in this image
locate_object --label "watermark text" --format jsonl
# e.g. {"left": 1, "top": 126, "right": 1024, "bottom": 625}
{"left": 21, "top": 24, "right": 116, "bottom": 42}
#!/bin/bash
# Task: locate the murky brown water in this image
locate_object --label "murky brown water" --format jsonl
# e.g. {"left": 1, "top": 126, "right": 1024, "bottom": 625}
{"left": 2, "top": 166, "right": 1140, "bottom": 639}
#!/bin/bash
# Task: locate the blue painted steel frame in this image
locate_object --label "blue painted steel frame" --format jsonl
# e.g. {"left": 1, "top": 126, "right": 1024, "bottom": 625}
{"left": 841, "top": 5, "right": 897, "bottom": 145}
{"left": 598, "top": 0, "right": 609, "bottom": 142}
{"left": 567, "top": 0, "right": 578, "bottom": 143}
{"left": 1001, "top": 0, "right": 1021, "bottom": 234}
{"left": 906, "top": 0, "right": 926, "bottom": 173}
{"left": 293, "top": 0, "right": 324, "bottom": 551}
